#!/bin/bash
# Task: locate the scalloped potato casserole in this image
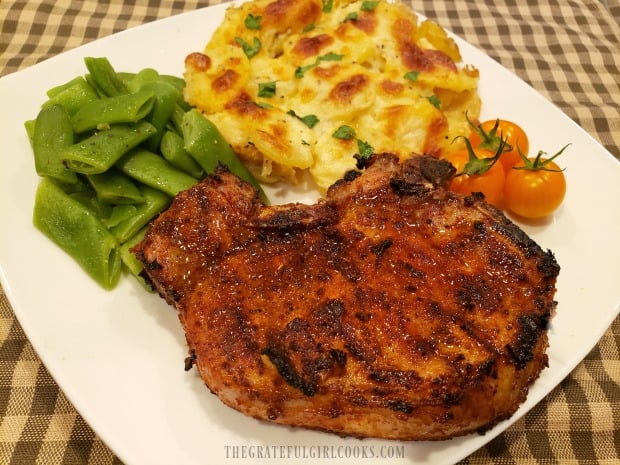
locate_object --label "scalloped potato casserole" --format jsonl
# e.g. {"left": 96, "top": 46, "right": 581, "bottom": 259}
{"left": 184, "top": 0, "right": 481, "bottom": 191}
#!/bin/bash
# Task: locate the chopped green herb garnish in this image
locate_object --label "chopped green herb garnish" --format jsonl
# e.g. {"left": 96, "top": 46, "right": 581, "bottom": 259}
{"left": 427, "top": 95, "right": 441, "bottom": 109}
{"left": 320, "top": 52, "right": 343, "bottom": 61}
{"left": 287, "top": 110, "right": 320, "bottom": 128}
{"left": 302, "top": 23, "right": 316, "bottom": 32}
{"left": 333, "top": 125, "right": 356, "bottom": 140}
{"left": 322, "top": 0, "right": 333, "bottom": 12}
{"left": 404, "top": 70, "right": 420, "bottom": 82}
{"left": 357, "top": 139, "right": 374, "bottom": 159}
{"left": 301, "top": 115, "right": 320, "bottom": 128}
{"left": 295, "top": 52, "right": 344, "bottom": 78}
{"left": 256, "top": 102, "right": 273, "bottom": 109}
{"left": 333, "top": 126, "right": 374, "bottom": 161}
{"left": 244, "top": 14, "right": 262, "bottom": 30}
{"left": 258, "top": 81, "right": 277, "bottom": 98}
{"left": 235, "top": 37, "right": 261, "bottom": 58}
{"left": 361, "top": 0, "right": 379, "bottom": 11}
{"left": 344, "top": 12, "right": 358, "bottom": 22}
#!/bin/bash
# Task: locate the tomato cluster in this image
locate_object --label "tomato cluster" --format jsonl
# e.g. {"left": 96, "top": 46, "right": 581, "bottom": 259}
{"left": 441, "top": 118, "right": 567, "bottom": 219}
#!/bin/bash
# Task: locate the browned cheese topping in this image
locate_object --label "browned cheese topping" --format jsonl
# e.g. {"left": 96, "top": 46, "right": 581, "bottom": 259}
{"left": 184, "top": 0, "right": 481, "bottom": 191}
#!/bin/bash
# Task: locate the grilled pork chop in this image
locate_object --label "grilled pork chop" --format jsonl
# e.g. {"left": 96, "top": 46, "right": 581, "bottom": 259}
{"left": 133, "top": 154, "right": 559, "bottom": 440}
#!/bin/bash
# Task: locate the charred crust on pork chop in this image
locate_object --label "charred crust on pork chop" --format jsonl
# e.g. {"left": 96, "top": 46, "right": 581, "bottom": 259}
{"left": 262, "top": 300, "right": 349, "bottom": 397}
{"left": 132, "top": 153, "right": 559, "bottom": 440}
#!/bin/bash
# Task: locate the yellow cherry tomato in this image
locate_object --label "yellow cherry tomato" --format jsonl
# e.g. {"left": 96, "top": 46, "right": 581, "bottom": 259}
{"left": 504, "top": 155, "right": 567, "bottom": 219}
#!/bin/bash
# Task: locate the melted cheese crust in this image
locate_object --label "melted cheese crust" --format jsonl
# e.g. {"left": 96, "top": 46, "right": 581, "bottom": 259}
{"left": 184, "top": 0, "right": 481, "bottom": 191}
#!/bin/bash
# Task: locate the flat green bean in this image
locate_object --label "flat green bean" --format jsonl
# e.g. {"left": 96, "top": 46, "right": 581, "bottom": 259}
{"left": 33, "top": 178, "right": 121, "bottom": 289}
{"left": 71, "top": 90, "right": 155, "bottom": 133}
{"left": 24, "top": 119, "right": 35, "bottom": 141}
{"left": 74, "top": 194, "right": 115, "bottom": 221}
{"left": 46, "top": 76, "right": 85, "bottom": 98}
{"left": 140, "top": 81, "right": 180, "bottom": 152}
{"left": 84, "top": 57, "right": 129, "bottom": 97}
{"left": 119, "top": 227, "right": 152, "bottom": 290}
{"left": 125, "top": 69, "right": 189, "bottom": 110}
{"left": 166, "top": 103, "right": 185, "bottom": 135}
{"left": 182, "top": 109, "right": 268, "bottom": 202}
{"left": 32, "top": 104, "right": 78, "bottom": 184}
{"left": 109, "top": 185, "right": 170, "bottom": 243}
{"left": 70, "top": 189, "right": 114, "bottom": 223}
{"left": 106, "top": 205, "right": 142, "bottom": 228}
{"left": 158, "top": 74, "right": 186, "bottom": 93}
{"left": 116, "top": 148, "right": 198, "bottom": 197}
{"left": 63, "top": 179, "right": 129, "bottom": 229}
{"left": 86, "top": 169, "right": 144, "bottom": 204}
{"left": 160, "top": 130, "right": 203, "bottom": 178}
{"left": 62, "top": 121, "right": 156, "bottom": 174}
{"left": 124, "top": 68, "right": 160, "bottom": 93}
{"left": 69, "top": 180, "right": 143, "bottom": 233}
{"left": 42, "top": 77, "right": 99, "bottom": 116}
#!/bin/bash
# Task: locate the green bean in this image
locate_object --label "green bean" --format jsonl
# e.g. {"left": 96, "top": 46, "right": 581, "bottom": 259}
{"left": 119, "top": 227, "right": 152, "bottom": 290}
{"left": 32, "top": 104, "right": 78, "bottom": 184}
{"left": 71, "top": 90, "right": 155, "bottom": 133}
{"left": 116, "top": 72, "right": 136, "bottom": 87}
{"left": 84, "top": 57, "right": 129, "bottom": 97}
{"left": 33, "top": 178, "right": 121, "bottom": 289}
{"left": 159, "top": 74, "right": 186, "bottom": 93}
{"left": 42, "top": 77, "right": 99, "bottom": 116}
{"left": 169, "top": 103, "right": 186, "bottom": 134}
{"left": 80, "top": 187, "right": 151, "bottom": 231}
{"left": 62, "top": 121, "right": 156, "bottom": 174}
{"left": 103, "top": 204, "right": 140, "bottom": 228}
{"left": 124, "top": 68, "right": 160, "bottom": 93}
{"left": 125, "top": 69, "right": 190, "bottom": 110}
{"left": 109, "top": 185, "right": 170, "bottom": 243}
{"left": 160, "top": 130, "right": 203, "bottom": 178}
{"left": 46, "top": 76, "right": 85, "bottom": 98}
{"left": 24, "top": 119, "right": 35, "bottom": 142}
{"left": 70, "top": 189, "right": 114, "bottom": 222}
{"left": 140, "top": 81, "right": 180, "bottom": 152}
{"left": 62, "top": 175, "right": 113, "bottom": 219}
{"left": 116, "top": 148, "right": 198, "bottom": 197}
{"left": 86, "top": 169, "right": 144, "bottom": 204}
{"left": 182, "top": 109, "right": 268, "bottom": 202}
{"left": 62, "top": 178, "right": 125, "bottom": 226}
{"left": 160, "top": 75, "right": 192, "bottom": 111}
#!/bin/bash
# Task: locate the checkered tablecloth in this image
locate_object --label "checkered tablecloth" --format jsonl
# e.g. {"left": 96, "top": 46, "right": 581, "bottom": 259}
{"left": 1, "top": 1, "right": 618, "bottom": 464}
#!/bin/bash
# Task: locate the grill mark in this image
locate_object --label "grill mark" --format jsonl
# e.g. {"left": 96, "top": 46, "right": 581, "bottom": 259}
{"left": 450, "top": 312, "right": 504, "bottom": 361}
{"left": 486, "top": 212, "right": 560, "bottom": 280}
{"left": 370, "top": 239, "right": 393, "bottom": 258}
{"left": 387, "top": 399, "right": 415, "bottom": 414}
{"left": 454, "top": 273, "right": 502, "bottom": 312}
{"left": 262, "top": 300, "right": 348, "bottom": 396}
{"left": 506, "top": 313, "right": 550, "bottom": 369}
